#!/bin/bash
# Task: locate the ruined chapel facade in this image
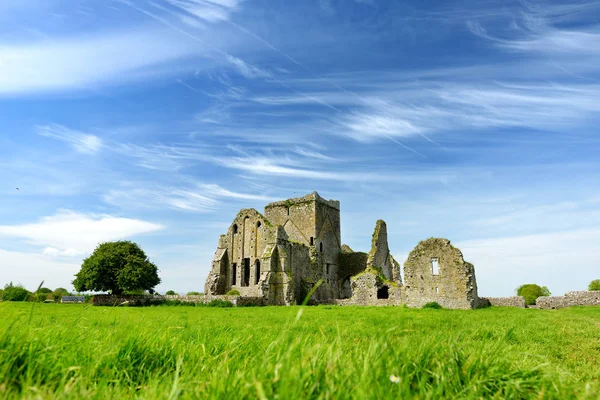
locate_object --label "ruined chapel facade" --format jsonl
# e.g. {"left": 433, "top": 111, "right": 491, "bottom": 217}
{"left": 204, "top": 192, "right": 482, "bottom": 309}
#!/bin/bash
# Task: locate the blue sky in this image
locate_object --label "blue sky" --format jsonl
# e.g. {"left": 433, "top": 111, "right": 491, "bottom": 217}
{"left": 1, "top": 0, "right": 599, "bottom": 296}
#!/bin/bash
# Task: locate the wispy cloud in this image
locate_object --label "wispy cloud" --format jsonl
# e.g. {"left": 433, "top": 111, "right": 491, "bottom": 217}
{"left": 225, "top": 55, "right": 271, "bottom": 79}
{"left": 104, "top": 182, "right": 275, "bottom": 212}
{"left": 0, "top": 25, "right": 221, "bottom": 95}
{"left": 36, "top": 124, "right": 103, "bottom": 154}
{"left": 163, "top": 0, "right": 243, "bottom": 24}
{"left": 104, "top": 187, "right": 219, "bottom": 212}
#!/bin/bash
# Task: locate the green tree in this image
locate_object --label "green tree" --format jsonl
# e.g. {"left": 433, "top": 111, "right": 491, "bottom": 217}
{"left": 1, "top": 282, "right": 30, "bottom": 301}
{"left": 36, "top": 287, "right": 53, "bottom": 294}
{"left": 589, "top": 279, "right": 600, "bottom": 291}
{"left": 165, "top": 290, "right": 177, "bottom": 295}
{"left": 73, "top": 241, "right": 161, "bottom": 295}
{"left": 517, "top": 284, "right": 551, "bottom": 305}
{"left": 52, "top": 287, "right": 70, "bottom": 301}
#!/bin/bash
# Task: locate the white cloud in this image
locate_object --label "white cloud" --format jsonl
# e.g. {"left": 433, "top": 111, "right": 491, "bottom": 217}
{"left": 43, "top": 247, "right": 83, "bottom": 257}
{"left": 0, "top": 210, "right": 164, "bottom": 255}
{"left": 36, "top": 124, "right": 103, "bottom": 154}
{"left": 0, "top": 27, "right": 209, "bottom": 95}
{"left": 457, "top": 229, "right": 600, "bottom": 297}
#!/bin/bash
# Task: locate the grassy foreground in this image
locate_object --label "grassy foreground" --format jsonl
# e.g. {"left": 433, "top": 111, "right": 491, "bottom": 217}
{"left": 0, "top": 303, "right": 599, "bottom": 399}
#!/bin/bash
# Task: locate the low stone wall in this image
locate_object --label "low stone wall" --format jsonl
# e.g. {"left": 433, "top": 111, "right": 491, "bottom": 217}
{"left": 93, "top": 295, "right": 165, "bottom": 306}
{"left": 537, "top": 291, "right": 600, "bottom": 309}
{"left": 92, "top": 294, "right": 264, "bottom": 306}
{"left": 478, "top": 296, "right": 526, "bottom": 308}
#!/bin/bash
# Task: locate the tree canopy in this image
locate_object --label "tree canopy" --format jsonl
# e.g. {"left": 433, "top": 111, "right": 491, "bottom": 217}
{"left": 1, "top": 282, "right": 30, "bottom": 302}
{"left": 165, "top": 290, "right": 177, "bottom": 295}
{"left": 517, "top": 284, "right": 551, "bottom": 305}
{"left": 53, "top": 288, "right": 70, "bottom": 296}
{"left": 589, "top": 280, "right": 600, "bottom": 291}
{"left": 73, "top": 241, "right": 160, "bottom": 295}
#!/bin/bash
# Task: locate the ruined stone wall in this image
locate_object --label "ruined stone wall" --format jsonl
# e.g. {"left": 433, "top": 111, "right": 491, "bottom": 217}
{"left": 205, "top": 208, "right": 276, "bottom": 297}
{"left": 335, "top": 273, "right": 402, "bottom": 306}
{"left": 366, "top": 220, "right": 394, "bottom": 280}
{"left": 537, "top": 291, "right": 600, "bottom": 309}
{"left": 479, "top": 296, "right": 526, "bottom": 308}
{"left": 404, "top": 238, "right": 479, "bottom": 309}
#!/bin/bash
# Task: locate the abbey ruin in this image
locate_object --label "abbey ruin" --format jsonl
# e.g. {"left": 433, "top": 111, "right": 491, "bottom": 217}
{"left": 204, "top": 192, "right": 498, "bottom": 309}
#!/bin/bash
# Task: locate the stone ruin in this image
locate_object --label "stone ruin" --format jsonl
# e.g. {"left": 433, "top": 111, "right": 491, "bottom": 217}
{"left": 204, "top": 191, "right": 498, "bottom": 309}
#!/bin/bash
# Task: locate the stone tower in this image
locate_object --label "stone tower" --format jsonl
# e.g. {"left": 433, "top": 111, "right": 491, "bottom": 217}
{"left": 264, "top": 192, "right": 342, "bottom": 300}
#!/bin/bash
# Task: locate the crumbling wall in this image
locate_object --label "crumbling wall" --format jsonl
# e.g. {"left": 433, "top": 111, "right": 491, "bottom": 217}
{"left": 366, "top": 220, "right": 394, "bottom": 280}
{"left": 479, "top": 296, "right": 526, "bottom": 308}
{"left": 537, "top": 291, "right": 600, "bottom": 309}
{"left": 335, "top": 272, "right": 402, "bottom": 306}
{"left": 338, "top": 220, "right": 403, "bottom": 305}
{"left": 404, "top": 238, "right": 479, "bottom": 309}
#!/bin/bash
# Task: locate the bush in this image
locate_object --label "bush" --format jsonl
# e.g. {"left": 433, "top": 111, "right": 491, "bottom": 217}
{"left": 207, "top": 299, "right": 233, "bottom": 308}
{"left": 423, "top": 302, "right": 442, "bottom": 309}
{"left": 1, "top": 283, "right": 30, "bottom": 302}
{"left": 588, "top": 280, "right": 600, "bottom": 291}
{"left": 226, "top": 289, "right": 240, "bottom": 296}
{"left": 516, "top": 284, "right": 551, "bottom": 305}
{"left": 165, "top": 290, "right": 177, "bottom": 295}
{"left": 36, "top": 293, "right": 50, "bottom": 302}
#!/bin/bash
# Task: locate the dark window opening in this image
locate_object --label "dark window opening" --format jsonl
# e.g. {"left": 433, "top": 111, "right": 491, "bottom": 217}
{"left": 232, "top": 224, "right": 238, "bottom": 234}
{"left": 257, "top": 221, "right": 261, "bottom": 228}
{"left": 242, "top": 258, "right": 250, "bottom": 287}
{"left": 341, "top": 277, "right": 352, "bottom": 299}
{"left": 232, "top": 263, "right": 237, "bottom": 286}
{"left": 326, "top": 263, "right": 330, "bottom": 275}
{"left": 310, "top": 237, "right": 314, "bottom": 246}
{"left": 320, "top": 242, "right": 323, "bottom": 253}
{"left": 255, "top": 260, "right": 261, "bottom": 285}
{"left": 377, "top": 286, "right": 389, "bottom": 299}
{"left": 287, "top": 207, "right": 290, "bottom": 216}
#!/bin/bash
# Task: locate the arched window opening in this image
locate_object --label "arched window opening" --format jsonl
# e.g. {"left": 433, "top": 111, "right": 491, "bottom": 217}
{"left": 255, "top": 260, "right": 261, "bottom": 285}
{"left": 320, "top": 242, "right": 323, "bottom": 253}
{"left": 232, "top": 224, "right": 238, "bottom": 234}
{"left": 257, "top": 221, "right": 262, "bottom": 228}
{"left": 232, "top": 263, "right": 237, "bottom": 286}
{"left": 377, "top": 286, "right": 389, "bottom": 299}
{"left": 341, "top": 277, "right": 352, "bottom": 299}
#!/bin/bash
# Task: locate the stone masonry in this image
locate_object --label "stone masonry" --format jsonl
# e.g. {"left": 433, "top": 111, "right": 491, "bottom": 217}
{"left": 536, "top": 291, "right": 600, "bottom": 309}
{"left": 403, "top": 238, "right": 480, "bottom": 309}
{"left": 204, "top": 192, "right": 487, "bottom": 309}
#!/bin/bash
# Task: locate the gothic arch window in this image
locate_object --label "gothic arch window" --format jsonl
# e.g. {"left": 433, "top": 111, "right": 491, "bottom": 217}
{"left": 232, "top": 224, "right": 238, "bottom": 234}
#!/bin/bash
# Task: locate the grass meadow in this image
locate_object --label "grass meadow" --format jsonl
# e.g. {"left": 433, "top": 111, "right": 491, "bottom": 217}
{"left": 0, "top": 303, "right": 599, "bottom": 399}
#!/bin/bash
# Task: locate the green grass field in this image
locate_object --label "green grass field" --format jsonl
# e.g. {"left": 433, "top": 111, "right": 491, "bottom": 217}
{"left": 1, "top": 303, "right": 599, "bottom": 399}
